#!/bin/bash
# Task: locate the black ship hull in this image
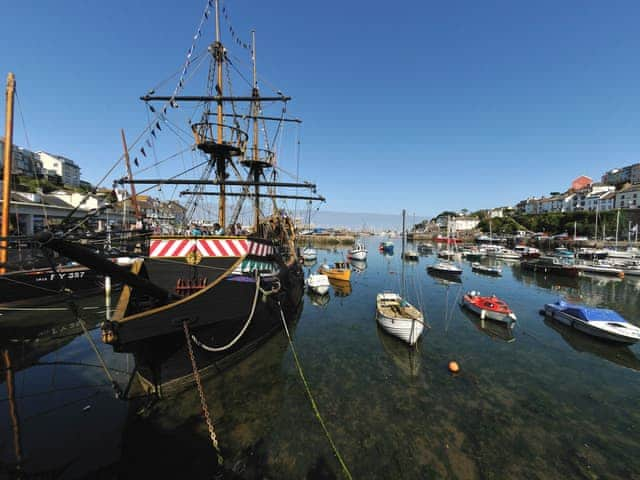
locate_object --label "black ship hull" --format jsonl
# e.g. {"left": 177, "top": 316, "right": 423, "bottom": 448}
{"left": 102, "top": 236, "right": 305, "bottom": 390}
{"left": 128, "top": 280, "right": 303, "bottom": 393}
{"left": 0, "top": 265, "right": 112, "bottom": 307}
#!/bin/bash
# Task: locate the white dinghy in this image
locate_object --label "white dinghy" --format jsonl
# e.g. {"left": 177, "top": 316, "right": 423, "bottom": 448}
{"left": 305, "top": 273, "right": 330, "bottom": 295}
{"left": 376, "top": 293, "right": 424, "bottom": 346}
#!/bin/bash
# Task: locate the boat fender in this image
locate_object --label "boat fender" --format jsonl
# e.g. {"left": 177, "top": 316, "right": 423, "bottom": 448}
{"left": 101, "top": 322, "right": 118, "bottom": 344}
{"left": 448, "top": 361, "right": 460, "bottom": 373}
{"left": 480, "top": 310, "right": 486, "bottom": 320}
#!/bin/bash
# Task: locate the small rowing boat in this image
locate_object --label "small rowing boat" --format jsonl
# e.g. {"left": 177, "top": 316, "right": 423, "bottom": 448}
{"left": 376, "top": 292, "right": 424, "bottom": 346}
{"left": 318, "top": 262, "right": 351, "bottom": 281}
{"left": 461, "top": 291, "right": 516, "bottom": 323}
{"left": 305, "top": 273, "right": 330, "bottom": 295}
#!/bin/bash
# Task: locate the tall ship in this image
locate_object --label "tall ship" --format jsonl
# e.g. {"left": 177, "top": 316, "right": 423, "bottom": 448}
{"left": 34, "top": 0, "right": 324, "bottom": 389}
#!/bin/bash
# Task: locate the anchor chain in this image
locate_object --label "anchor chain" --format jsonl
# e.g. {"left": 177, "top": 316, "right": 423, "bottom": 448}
{"left": 183, "top": 320, "right": 224, "bottom": 466}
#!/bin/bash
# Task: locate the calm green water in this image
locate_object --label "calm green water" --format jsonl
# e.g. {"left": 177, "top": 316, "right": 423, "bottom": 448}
{"left": 2, "top": 237, "right": 640, "bottom": 479}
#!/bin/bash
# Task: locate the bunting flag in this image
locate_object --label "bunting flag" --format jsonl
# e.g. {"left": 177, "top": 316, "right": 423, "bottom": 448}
{"left": 127, "top": 0, "right": 212, "bottom": 171}
{"left": 222, "top": 1, "right": 251, "bottom": 52}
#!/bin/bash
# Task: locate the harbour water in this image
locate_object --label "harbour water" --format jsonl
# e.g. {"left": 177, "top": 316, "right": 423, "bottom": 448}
{"left": 1, "top": 237, "right": 640, "bottom": 478}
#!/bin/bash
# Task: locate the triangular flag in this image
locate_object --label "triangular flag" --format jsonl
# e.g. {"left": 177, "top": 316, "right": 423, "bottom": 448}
{"left": 134, "top": 157, "right": 139, "bottom": 167}
{"left": 151, "top": 129, "right": 156, "bottom": 138}
{"left": 141, "top": 147, "right": 147, "bottom": 157}
{"left": 149, "top": 104, "right": 156, "bottom": 113}
{"left": 156, "top": 121, "right": 162, "bottom": 131}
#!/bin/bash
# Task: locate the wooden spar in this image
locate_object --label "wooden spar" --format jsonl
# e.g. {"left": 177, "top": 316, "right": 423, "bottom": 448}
{"left": 1, "top": 72, "right": 16, "bottom": 275}
{"left": 251, "top": 30, "right": 261, "bottom": 231}
{"left": 180, "top": 190, "right": 325, "bottom": 202}
{"left": 120, "top": 129, "right": 141, "bottom": 220}
{"left": 116, "top": 178, "right": 317, "bottom": 189}
{"left": 214, "top": 0, "right": 225, "bottom": 228}
{"left": 140, "top": 95, "right": 290, "bottom": 102}
{"left": 217, "top": 113, "right": 301, "bottom": 123}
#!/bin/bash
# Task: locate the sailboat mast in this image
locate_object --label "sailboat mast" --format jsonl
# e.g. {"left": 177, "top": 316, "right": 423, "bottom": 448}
{"left": 615, "top": 209, "right": 620, "bottom": 248}
{"left": 251, "top": 30, "right": 261, "bottom": 231}
{"left": 214, "top": 0, "right": 226, "bottom": 228}
{"left": 1, "top": 72, "right": 16, "bottom": 275}
{"left": 121, "top": 129, "right": 141, "bottom": 221}
{"left": 402, "top": 209, "right": 406, "bottom": 295}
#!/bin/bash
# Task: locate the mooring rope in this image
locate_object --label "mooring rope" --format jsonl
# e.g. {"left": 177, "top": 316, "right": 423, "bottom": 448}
{"left": 190, "top": 273, "right": 262, "bottom": 352}
{"left": 277, "top": 300, "right": 353, "bottom": 480}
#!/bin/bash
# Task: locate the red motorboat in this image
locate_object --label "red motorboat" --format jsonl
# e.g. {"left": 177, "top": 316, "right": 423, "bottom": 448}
{"left": 461, "top": 291, "right": 517, "bottom": 323}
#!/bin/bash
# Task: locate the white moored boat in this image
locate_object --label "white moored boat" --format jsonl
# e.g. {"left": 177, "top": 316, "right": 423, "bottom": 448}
{"left": 494, "top": 249, "right": 521, "bottom": 260}
{"left": 574, "top": 259, "right": 624, "bottom": 278}
{"left": 376, "top": 293, "right": 424, "bottom": 346}
{"left": 427, "top": 261, "right": 462, "bottom": 276}
{"left": 471, "top": 263, "right": 502, "bottom": 276}
{"left": 305, "top": 273, "right": 330, "bottom": 295}
{"left": 544, "top": 301, "right": 640, "bottom": 344}
{"left": 349, "top": 243, "right": 368, "bottom": 261}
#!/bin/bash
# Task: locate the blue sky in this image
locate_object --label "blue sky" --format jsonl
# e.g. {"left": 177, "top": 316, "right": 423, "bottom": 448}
{"left": 3, "top": 0, "right": 640, "bottom": 220}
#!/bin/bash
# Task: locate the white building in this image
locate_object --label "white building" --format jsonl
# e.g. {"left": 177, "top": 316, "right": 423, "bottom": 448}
{"left": 616, "top": 184, "right": 640, "bottom": 209}
{"left": 523, "top": 198, "right": 540, "bottom": 215}
{"left": 451, "top": 216, "right": 480, "bottom": 231}
{"left": 598, "top": 191, "right": 616, "bottom": 211}
{"left": 38, "top": 151, "right": 81, "bottom": 187}
{"left": 585, "top": 185, "right": 616, "bottom": 211}
{"left": 49, "top": 190, "right": 104, "bottom": 210}
{"left": 538, "top": 194, "right": 572, "bottom": 213}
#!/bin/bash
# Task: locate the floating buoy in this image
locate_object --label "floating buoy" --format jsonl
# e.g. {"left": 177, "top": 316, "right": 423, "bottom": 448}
{"left": 448, "top": 361, "right": 460, "bottom": 373}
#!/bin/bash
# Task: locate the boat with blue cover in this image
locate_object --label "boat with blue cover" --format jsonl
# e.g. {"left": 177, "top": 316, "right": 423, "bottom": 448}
{"left": 543, "top": 300, "right": 640, "bottom": 344}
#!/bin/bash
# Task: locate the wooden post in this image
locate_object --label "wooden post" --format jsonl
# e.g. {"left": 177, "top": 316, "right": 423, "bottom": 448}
{"left": 1, "top": 73, "right": 16, "bottom": 275}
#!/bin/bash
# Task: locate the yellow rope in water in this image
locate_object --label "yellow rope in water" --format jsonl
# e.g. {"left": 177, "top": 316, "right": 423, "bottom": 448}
{"left": 277, "top": 301, "right": 353, "bottom": 480}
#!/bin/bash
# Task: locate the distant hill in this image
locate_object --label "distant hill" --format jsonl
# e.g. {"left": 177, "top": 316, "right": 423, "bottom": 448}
{"left": 307, "top": 210, "right": 429, "bottom": 231}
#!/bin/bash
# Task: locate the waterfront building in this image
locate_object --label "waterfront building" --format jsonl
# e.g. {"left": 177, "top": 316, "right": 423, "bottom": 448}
{"left": 584, "top": 185, "right": 616, "bottom": 211}
{"left": 0, "top": 137, "right": 43, "bottom": 177}
{"left": 599, "top": 191, "right": 616, "bottom": 211}
{"left": 539, "top": 193, "right": 573, "bottom": 213}
{"left": 602, "top": 164, "right": 640, "bottom": 186}
{"left": 37, "top": 151, "right": 81, "bottom": 187}
{"left": 616, "top": 184, "right": 640, "bottom": 209}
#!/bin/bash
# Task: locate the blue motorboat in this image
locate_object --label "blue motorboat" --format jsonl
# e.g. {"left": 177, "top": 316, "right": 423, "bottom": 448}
{"left": 543, "top": 300, "right": 640, "bottom": 344}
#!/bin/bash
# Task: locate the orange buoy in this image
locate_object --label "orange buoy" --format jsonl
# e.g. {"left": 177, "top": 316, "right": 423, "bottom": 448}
{"left": 448, "top": 361, "right": 460, "bottom": 373}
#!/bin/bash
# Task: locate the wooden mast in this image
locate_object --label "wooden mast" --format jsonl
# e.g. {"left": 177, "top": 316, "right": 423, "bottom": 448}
{"left": 214, "top": 0, "right": 226, "bottom": 228}
{"left": 120, "top": 129, "right": 141, "bottom": 221}
{"left": 1, "top": 72, "right": 16, "bottom": 275}
{"left": 251, "top": 30, "right": 261, "bottom": 231}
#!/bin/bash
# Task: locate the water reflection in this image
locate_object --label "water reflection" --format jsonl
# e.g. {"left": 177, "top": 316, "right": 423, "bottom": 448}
{"left": 303, "top": 258, "right": 317, "bottom": 269}
{"left": 348, "top": 259, "right": 367, "bottom": 273}
{"left": 121, "top": 322, "right": 301, "bottom": 478}
{"left": 307, "top": 290, "right": 330, "bottom": 308}
{"left": 459, "top": 308, "right": 516, "bottom": 343}
{"left": 329, "top": 278, "right": 352, "bottom": 297}
{"left": 543, "top": 318, "right": 640, "bottom": 371}
{"left": 376, "top": 326, "right": 421, "bottom": 379}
